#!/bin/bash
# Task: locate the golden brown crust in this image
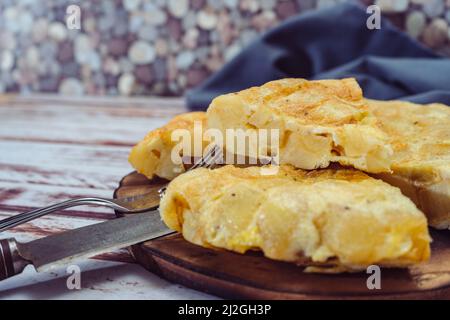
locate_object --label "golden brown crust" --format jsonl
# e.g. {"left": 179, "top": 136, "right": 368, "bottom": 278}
{"left": 160, "top": 165, "right": 431, "bottom": 272}
{"left": 367, "top": 99, "right": 450, "bottom": 229}
{"left": 367, "top": 100, "right": 449, "bottom": 167}
{"left": 242, "top": 78, "right": 365, "bottom": 126}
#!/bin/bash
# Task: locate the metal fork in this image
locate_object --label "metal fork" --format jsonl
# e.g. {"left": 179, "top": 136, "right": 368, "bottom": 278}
{"left": 0, "top": 144, "right": 222, "bottom": 233}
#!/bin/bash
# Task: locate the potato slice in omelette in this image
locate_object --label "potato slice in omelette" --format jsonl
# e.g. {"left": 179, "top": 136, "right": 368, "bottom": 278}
{"left": 207, "top": 78, "right": 393, "bottom": 173}
{"left": 366, "top": 99, "right": 450, "bottom": 229}
{"left": 160, "top": 165, "right": 430, "bottom": 272}
{"left": 129, "top": 112, "right": 207, "bottom": 180}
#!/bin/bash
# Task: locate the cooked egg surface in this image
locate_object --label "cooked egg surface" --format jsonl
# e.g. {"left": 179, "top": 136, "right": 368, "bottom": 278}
{"left": 367, "top": 99, "right": 450, "bottom": 229}
{"left": 129, "top": 112, "right": 207, "bottom": 180}
{"left": 160, "top": 165, "right": 430, "bottom": 272}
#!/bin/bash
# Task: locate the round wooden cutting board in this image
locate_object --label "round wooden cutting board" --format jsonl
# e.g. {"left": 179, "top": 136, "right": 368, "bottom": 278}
{"left": 114, "top": 172, "right": 450, "bottom": 299}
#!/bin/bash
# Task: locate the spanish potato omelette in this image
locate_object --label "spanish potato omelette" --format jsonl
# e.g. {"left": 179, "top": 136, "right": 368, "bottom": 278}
{"left": 160, "top": 165, "right": 430, "bottom": 272}
{"left": 207, "top": 78, "right": 393, "bottom": 173}
{"left": 128, "top": 77, "right": 449, "bottom": 263}
{"left": 129, "top": 112, "right": 207, "bottom": 180}
{"left": 366, "top": 99, "right": 450, "bottom": 229}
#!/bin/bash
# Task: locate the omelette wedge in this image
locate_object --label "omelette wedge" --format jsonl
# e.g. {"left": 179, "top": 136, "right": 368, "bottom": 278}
{"left": 366, "top": 99, "right": 450, "bottom": 229}
{"left": 207, "top": 78, "right": 393, "bottom": 173}
{"left": 160, "top": 165, "right": 430, "bottom": 272}
{"left": 129, "top": 112, "right": 207, "bottom": 180}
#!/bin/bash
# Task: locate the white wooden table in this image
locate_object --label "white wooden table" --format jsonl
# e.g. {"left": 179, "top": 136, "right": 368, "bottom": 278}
{"left": 0, "top": 94, "right": 215, "bottom": 299}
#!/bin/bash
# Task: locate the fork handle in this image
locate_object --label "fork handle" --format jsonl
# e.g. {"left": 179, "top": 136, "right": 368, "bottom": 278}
{"left": 0, "top": 198, "right": 124, "bottom": 233}
{"left": 0, "top": 238, "right": 29, "bottom": 281}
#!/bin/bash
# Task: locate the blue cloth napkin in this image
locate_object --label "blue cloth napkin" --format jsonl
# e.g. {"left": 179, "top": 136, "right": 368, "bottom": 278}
{"left": 186, "top": 3, "right": 450, "bottom": 110}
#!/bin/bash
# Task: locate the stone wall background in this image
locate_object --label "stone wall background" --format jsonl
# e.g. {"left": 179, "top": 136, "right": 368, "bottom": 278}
{"left": 0, "top": 0, "right": 449, "bottom": 96}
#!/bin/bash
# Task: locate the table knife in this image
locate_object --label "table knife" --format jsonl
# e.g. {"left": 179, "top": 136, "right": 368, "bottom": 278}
{"left": 0, "top": 210, "right": 173, "bottom": 281}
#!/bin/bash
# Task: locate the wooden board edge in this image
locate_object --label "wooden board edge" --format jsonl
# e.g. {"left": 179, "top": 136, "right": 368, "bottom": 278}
{"left": 129, "top": 244, "right": 450, "bottom": 300}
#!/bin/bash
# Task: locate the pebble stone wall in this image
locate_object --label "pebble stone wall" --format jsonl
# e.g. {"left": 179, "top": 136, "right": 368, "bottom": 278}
{"left": 0, "top": 0, "right": 449, "bottom": 96}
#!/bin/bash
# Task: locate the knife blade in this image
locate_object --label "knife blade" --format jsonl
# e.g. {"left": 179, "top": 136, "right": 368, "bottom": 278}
{"left": 0, "top": 210, "right": 173, "bottom": 280}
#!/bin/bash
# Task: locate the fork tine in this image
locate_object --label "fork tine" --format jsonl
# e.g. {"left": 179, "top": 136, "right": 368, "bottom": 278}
{"left": 158, "top": 145, "right": 220, "bottom": 202}
{"left": 202, "top": 146, "right": 217, "bottom": 164}
{"left": 190, "top": 148, "right": 210, "bottom": 169}
{"left": 205, "top": 146, "right": 222, "bottom": 169}
{"left": 190, "top": 145, "right": 216, "bottom": 170}
{"left": 190, "top": 158, "right": 204, "bottom": 170}
{"left": 202, "top": 145, "right": 221, "bottom": 168}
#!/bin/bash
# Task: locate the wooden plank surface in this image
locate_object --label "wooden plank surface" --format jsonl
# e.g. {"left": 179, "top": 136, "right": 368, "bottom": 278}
{"left": 0, "top": 94, "right": 213, "bottom": 299}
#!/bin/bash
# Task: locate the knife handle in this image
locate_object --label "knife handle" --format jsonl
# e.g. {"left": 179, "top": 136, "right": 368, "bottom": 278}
{"left": 0, "top": 238, "right": 29, "bottom": 281}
